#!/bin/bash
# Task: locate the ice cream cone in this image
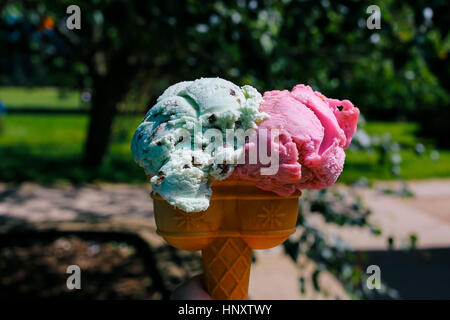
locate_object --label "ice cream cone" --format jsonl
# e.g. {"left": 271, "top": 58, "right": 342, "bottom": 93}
{"left": 152, "top": 179, "right": 301, "bottom": 300}
{"left": 135, "top": 78, "right": 358, "bottom": 299}
{"left": 202, "top": 237, "right": 251, "bottom": 300}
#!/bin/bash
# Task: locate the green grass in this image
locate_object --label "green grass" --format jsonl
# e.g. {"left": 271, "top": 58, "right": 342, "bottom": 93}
{"left": 0, "top": 114, "right": 448, "bottom": 184}
{"left": 364, "top": 121, "right": 419, "bottom": 147}
{"left": 0, "top": 87, "right": 88, "bottom": 109}
{"left": 0, "top": 114, "right": 143, "bottom": 183}
{"left": 340, "top": 150, "right": 450, "bottom": 183}
{"left": 0, "top": 114, "right": 87, "bottom": 149}
{"left": 339, "top": 121, "right": 450, "bottom": 183}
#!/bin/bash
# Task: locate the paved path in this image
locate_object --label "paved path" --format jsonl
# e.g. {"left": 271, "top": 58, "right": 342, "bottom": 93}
{"left": 1, "top": 179, "right": 449, "bottom": 299}
{"left": 309, "top": 179, "right": 450, "bottom": 250}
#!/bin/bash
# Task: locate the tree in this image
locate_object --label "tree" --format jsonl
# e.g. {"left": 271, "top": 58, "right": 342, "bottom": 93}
{"left": 1, "top": 0, "right": 258, "bottom": 166}
{"left": 1, "top": 0, "right": 448, "bottom": 164}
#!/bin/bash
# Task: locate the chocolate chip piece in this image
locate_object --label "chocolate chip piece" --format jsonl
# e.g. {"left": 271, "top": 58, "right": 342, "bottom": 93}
{"left": 157, "top": 175, "right": 166, "bottom": 182}
{"left": 158, "top": 171, "right": 164, "bottom": 175}
{"left": 138, "top": 133, "right": 143, "bottom": 140}
{"left": 230, "top": 89, "right": 236, "bottom": 96}
{"left": 183, "top": 164, "right": 190, "bottom": 169}
{"left": 208, "top": 114, "right": 217, "bottom": 124}
{"left": 157, "top": 141, "right": 162, "bottom": 146}
{"left": 191, "top": 156, "right": 201, "bottom": 167}
{"left": 218, "top": 162, "right": 229, "bottom": 174}
{"left": 152, "top": 110, "right": 163, "bottom": 118}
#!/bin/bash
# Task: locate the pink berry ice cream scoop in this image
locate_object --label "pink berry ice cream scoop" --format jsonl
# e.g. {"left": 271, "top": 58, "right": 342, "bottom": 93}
{"left": 232, "top": 84, "right": 360, "bottom": 196}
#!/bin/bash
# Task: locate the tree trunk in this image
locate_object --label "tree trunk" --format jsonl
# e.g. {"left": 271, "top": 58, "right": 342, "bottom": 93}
{"left": 82, "top": 82, "right": 118, "bottom": 168}
{"left": 82, "top": 48, "right": 141, "bottom": 168}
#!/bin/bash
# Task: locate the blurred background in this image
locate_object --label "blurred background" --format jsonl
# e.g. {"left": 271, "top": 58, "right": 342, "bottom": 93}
{"left": 0, "top": 0, "right": 449, "bottom": 299}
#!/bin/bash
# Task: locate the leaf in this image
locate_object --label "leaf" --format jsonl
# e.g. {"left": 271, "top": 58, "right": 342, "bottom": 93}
{"left": 312, "top": 269, "right": 321, "bottom": 292}
{"left": 299, "top": 277, "right": 306, "bottom": 295}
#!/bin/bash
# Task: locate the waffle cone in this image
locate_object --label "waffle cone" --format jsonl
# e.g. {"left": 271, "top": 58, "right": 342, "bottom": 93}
{"left": 202, "top": 237, "right": 251, "bottom": 300}
{"left": 152, "top": 179, "right": 301, "bottom": 300}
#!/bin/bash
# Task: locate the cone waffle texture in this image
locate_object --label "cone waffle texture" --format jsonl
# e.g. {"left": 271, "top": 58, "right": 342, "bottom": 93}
{"left": 202, "top": 237, "right": 252, "bottom": 300}
{"left": 152, "top": 179, "right": 301, "bottom": 299}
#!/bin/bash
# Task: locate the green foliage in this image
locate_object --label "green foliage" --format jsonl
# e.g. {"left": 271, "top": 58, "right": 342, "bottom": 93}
{"left": 2, "top": 0, "right": 448, "bottom": 120}
{"left": 283, "top": 188, "right": 398, "bottom": 299}
{"left": 2, "top": 0, "right": 449, "bottom": 148}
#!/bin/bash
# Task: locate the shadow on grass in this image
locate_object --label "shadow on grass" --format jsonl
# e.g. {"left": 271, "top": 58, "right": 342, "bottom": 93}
{"left": 0, "top": 231, "right": 170, "bottom": 299}
{"left": 0, "top": 146, "right": 144, "bottom": 184}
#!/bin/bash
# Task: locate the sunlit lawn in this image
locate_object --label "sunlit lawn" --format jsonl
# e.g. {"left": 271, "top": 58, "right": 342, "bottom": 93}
{"left": 341, "top": 121, "right": 450, "bottom": 183}
{"left": 0, "top": 87, "right": 87, "bottom": 110}
{"left": 0, "top": 114, "right": 142, "bottom": 183}
{"left": 342, "top": 149, "right": 450, "bottom": 182}
{"left": 0, "top": 114, "right": 449, "bottom": 184}
{"left": 364, "top": 122, "right": 419, "bottom": 147}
